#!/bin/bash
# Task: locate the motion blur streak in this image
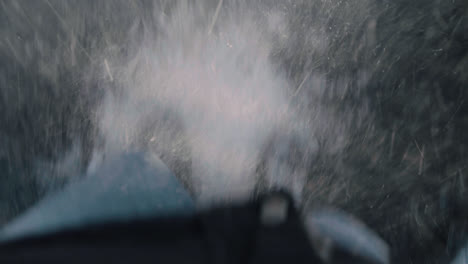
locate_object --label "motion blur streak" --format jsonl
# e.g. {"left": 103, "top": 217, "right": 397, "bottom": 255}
{"left": 1, "top": 1, "right": 467, "bottom": 263}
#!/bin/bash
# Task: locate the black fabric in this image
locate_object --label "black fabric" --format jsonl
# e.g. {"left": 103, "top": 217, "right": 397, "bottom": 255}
{"left": 0, "top": 194, "right": 322, "bottom": 264}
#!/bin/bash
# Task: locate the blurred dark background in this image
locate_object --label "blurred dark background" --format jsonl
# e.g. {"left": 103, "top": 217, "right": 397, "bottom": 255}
{"left": 0, "top": 1, "right": 467, "bottom": 263}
